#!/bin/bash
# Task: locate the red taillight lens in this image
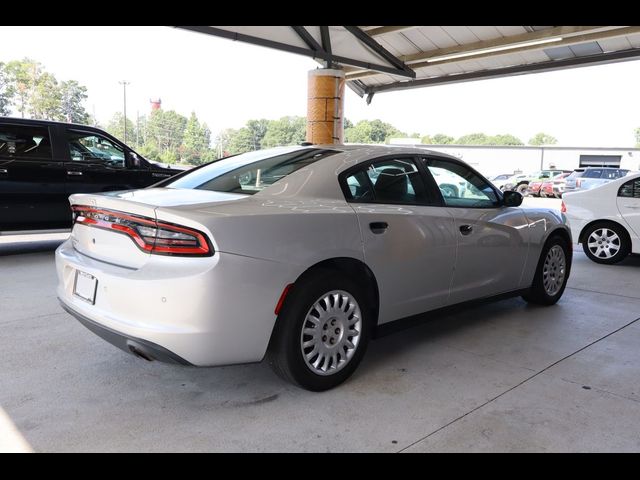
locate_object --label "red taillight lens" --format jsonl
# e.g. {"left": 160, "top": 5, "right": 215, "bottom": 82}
{"left": 576, "top": 179, "right": 582, "bottom": 187}
{"left": 71, "top": 206, "right": 212, "bottom": 256}
{"left": 561, "top": 201, "right": 567, "bottom": 213}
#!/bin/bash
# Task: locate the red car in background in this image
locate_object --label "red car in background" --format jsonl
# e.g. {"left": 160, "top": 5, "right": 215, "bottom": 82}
{"left": 526, "top": 180, "right": 544, "bottom": 197}
{"left": 541, "top": 172, "right": 571, "bottom": 198}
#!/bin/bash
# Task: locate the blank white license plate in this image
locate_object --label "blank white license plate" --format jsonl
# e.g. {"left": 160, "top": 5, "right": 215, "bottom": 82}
{"left": 73, "top": 270, "right": 98, "bottom": 304}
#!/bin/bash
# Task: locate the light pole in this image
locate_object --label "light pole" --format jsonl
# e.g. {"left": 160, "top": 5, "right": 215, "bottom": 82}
{"left": 119, "top": 80, "right": 130, "bottom": 143}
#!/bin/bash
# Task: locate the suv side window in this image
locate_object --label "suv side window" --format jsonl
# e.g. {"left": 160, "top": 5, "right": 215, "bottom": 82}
{"left": 422, "top": 157, "right": 500, "bottom": 208}
{"left": 66, "top": 130, "right": 125, "bottom": 168}
{"left": 618, "top": 178, "right": 640, "bottom": 198}
{"left": 583, "top": 169, "right": 603, "bottom": 178}
{"left": 0, "top": 124, "right": 52, "bottom": 160}
{"left": 343, "top": 157, "right": 430, "bottom": 205}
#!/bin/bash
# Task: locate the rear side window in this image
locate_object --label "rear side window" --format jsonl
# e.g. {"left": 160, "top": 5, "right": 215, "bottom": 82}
{"left": 0, "top": 124, "right": 52, "bottom": 160}
{"left": 566, "top": 170, "right": 585, "bottom": 179}
{"left": 618, "top": 178, "right": 640, "bottom": 198}
{"left": 343, "top": 157, "right": 430, "bottom": 205}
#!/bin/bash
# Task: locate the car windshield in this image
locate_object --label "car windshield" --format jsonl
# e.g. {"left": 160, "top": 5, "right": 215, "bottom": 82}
{"left": 166, "top": 146, "right": 339, "bottom": 194}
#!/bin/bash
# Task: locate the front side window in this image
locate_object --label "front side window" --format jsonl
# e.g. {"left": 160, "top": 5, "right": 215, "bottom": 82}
{"left": 618, "top": 178, "right": 640, "bottom": 198}
{"left": 167, "top": 147, "right": 337, "bottom": 195}
{"left": 343, "top": 157, "right": 429, "bottom": 205}
{"left": 67, "top": 130, "right": 125, "bottom": 168}
{"left": 0, "top": 124, "right": 52, "bottom": 160}
{"left": 423, "top": 157, "right": 499, "bottom": 208}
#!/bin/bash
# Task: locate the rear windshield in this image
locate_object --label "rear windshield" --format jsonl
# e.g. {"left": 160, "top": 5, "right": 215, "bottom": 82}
{"left": 166, "top": 147, "right": 339, "bottom": 195}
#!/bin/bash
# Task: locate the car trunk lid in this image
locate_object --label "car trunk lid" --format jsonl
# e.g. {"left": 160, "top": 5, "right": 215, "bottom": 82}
{"left": 68, "top": 188, "right": 247, "bottom": 268}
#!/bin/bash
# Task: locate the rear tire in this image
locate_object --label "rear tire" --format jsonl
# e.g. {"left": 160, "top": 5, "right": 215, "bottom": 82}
{"left": 516, "top": 183, "right": 529, "bottom": 195}
{"left": 581, "top": 222, "right": 630, "bottom": 264}
{"left": 522, "top": 235, "right": 570, "bottom": 305}
{"left": 266, "top": 269, "right": 371, "bottom": 391}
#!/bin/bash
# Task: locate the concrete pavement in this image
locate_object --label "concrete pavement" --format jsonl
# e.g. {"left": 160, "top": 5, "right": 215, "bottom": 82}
{"left": 1, "top": 215, "right": 639, "bottom": 452}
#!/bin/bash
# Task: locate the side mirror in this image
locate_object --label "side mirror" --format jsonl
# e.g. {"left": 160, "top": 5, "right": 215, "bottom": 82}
{"left": 503, "top": 190, "right": 523, "bottom": 207}
{"left": 129, "top": 152, "right": 141, "bottom": 168}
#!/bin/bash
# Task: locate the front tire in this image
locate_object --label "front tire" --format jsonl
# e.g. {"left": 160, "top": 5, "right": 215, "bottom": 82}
{"left": 522, "top": 235, "right": 570, "bottom": 305}
{"left": 581, "top": 222, "right": 630, "bottom": 264}
{"left": 516, "top": 183, "right": 529, "bottom": 195}
{"left": 266, "top": 269, "right": 371, "bottom": 391}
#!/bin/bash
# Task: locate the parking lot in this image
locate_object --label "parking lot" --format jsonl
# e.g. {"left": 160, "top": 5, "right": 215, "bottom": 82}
{"left": 1, "top": 198, "right": 639, "bottom": 452}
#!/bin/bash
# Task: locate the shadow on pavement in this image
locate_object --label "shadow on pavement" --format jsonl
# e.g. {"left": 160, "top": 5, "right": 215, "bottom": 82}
{"left": 0, "top": 240, "right": 65, "bottom": 256}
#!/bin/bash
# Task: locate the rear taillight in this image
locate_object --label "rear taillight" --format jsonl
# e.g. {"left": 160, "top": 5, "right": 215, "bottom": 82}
{"left": 561, "top": 201, "right": 567, "bottom": 213}
{"left": 71, "top": 205, "right": 212, "bottom": 256}
{"left": 576, "top": 179, "right": 582, "bottom": 187}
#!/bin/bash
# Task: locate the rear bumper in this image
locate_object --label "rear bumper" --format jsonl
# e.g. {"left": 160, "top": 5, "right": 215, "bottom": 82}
{"left": 56, "top": 239, "right": 300, "bottom": 366}
{"left": 60, "top": 300, "right": 192, "bottom": 365}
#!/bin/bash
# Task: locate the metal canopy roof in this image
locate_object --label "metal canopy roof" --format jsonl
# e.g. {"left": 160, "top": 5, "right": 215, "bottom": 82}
{"left": 175, "top": 26, "right": 640, "bottom": 103}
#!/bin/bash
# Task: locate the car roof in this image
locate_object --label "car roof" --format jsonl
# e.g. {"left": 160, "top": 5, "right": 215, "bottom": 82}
{"left": 0, "top": 116, "right": 110, "bottom": 134}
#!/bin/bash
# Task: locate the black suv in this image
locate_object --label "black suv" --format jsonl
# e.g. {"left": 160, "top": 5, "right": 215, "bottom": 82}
{"left": 0, "top": 118, "right": 185, "bottom": 232}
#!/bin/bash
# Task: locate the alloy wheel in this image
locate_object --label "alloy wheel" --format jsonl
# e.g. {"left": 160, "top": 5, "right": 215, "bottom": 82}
{"left": 542, "top": 245, "right": 566, "bottom": 296}
{"left": 300, "top": 290, "right": 362, "bottom": 376}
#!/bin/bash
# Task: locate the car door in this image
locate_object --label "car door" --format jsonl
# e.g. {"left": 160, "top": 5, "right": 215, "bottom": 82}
{"left": 616, "top": 176, "right": 640, "bottom": 239}
{"left": 0, "top": 122, "right": 69, "bottom": 231}
{"left": 342, "top": 156, "right": 457, "bottom": 324}
{"left": 421, "top": 156, "right": 530, "bottom": 305}
{"left": 63, "top": 128, "right": 151, "bottom": 195}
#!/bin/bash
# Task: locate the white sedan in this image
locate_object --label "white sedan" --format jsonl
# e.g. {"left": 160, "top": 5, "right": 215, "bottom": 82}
{"left": 56, "top": 145, "right": 571, "bottom": 391}
{"left": 563, "top": 171, "right": 640, "bottom": 264}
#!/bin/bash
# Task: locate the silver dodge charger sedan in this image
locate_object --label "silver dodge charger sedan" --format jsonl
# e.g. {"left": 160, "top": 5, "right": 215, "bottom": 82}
{"left": 56, "top": 145, "right": 572, "bottom": 391}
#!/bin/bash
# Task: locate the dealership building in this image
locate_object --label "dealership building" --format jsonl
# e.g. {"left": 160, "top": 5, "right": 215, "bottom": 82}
{"left": 388, "top": 139, "right": 640, "bottom": 177}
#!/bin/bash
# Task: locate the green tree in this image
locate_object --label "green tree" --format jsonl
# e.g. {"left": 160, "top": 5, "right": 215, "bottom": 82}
{"left": 421, "top": 134, "right": 433, "bottom": 144}
{"left": 145, "top": 109, "right": 187, "bottom": 158}
{"left": 246, "top": 119, "right": 270, "bottom": 149}
{"left": 431, "top": 134, "right": 455, "bottom": 144}
{"left": 0, "top": 62, "right": 13, "bottom": 116}
{"left": 344, "top": 119, "right": 405, "bottom": 144}
{"left": 59, "top": 80, "right": 89, "bottom": 124}
{"left": 345, "top": 120, "right": 373, "bottom": 143}
{"left": 214, "top": 128, "right": 236, "bottom": 157}
{"left": 261, "top": 116, "right": 306, "bottom": 148}
{"left": 456, "top": 133, "right": 490, "bottom": 145}
{"left": 181, "top": 112, "right": 214, "bottom": 165}
{"left": 4, "top": 58, "right": 42, "bottom": 118}
{"left": 28, "top": 72, "right": 61, "bottom": 120}
{"left": 528, "top": 132, "right": 558, "bottom": 146}
{"left": 106, "top": 112, "right": 137, "bottom": 144}
{"left": 489, "top": 134, "right": 524, "bottom": 146}
{"left": 227, "top": 127, "right": 257, "bottom": 154}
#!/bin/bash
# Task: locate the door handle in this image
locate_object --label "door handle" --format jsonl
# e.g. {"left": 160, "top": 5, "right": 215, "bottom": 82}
{"left": 369, "top": 222, "right": 388, "bottom": 234}
{"left": 459, "top": 224, "right": 473, "bottom": 235}
{"left": 623, "top": 205, "right": 640, "bottom": 209}
{"left": 67, "top": 171, "right": 83, "bottom": 176}
{"left": 0, "top": 168, "right": 7, "bottom": 174}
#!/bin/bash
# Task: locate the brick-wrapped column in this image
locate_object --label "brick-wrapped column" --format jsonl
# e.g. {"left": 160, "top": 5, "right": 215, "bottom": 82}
{"left": 306, "top": 69, "right": 345, "bottom": 145}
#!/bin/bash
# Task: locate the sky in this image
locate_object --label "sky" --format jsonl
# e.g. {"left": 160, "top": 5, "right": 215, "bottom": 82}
{"left": 1, "top": 25, "right": 639, "bottom": 147}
